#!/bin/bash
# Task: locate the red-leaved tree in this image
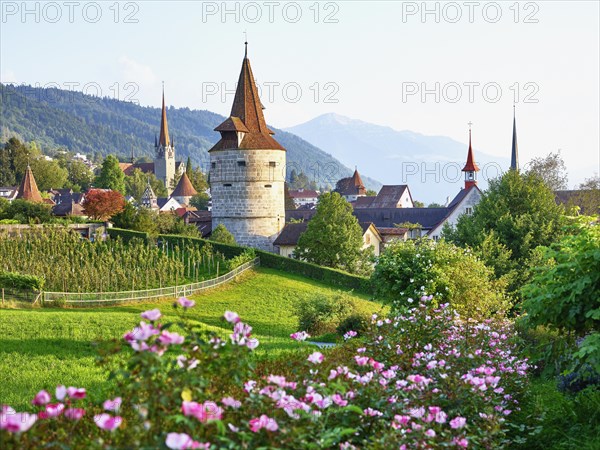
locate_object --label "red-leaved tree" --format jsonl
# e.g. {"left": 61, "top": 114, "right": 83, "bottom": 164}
{"left": 83, "top": 189, "right": 126, "bottom": 221}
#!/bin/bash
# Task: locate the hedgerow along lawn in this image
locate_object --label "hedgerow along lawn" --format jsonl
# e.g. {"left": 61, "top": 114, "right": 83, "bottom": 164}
{"left": 0, "top": 267, "right": 384, "bottom": 410}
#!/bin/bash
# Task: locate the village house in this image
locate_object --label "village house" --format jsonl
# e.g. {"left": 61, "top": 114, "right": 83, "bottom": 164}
{"left": 288, "top": 188, "right": 319, "bottom": 208}
{"left": 273, "top": 221, "right": 382, "bottom": 258}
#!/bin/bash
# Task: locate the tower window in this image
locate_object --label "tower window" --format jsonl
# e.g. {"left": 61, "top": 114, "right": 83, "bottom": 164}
{"left": 269, "top": 161, "right": 276, "bottom": 167}
{"left": 223, "top": 183, "right": 232, "bottom": 187}
{"left": 264, "top": 184, "right": 272, "bottom": 188}
{"left": 211, "top": 162, "right": 216, "bottom": 169}
{"left": 237, "top": 160, "right": 246, "bottom": 167}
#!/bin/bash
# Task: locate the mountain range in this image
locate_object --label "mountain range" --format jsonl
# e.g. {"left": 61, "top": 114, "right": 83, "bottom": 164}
{"left": 285, "top": 113, "right": 510, "bottom": 203}
{"left": 0, "top": 84, "right": 380, "bottom": 190}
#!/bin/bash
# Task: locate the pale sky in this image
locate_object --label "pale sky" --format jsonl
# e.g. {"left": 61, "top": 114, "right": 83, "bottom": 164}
{"left": 2, "top": 1, "right": 599, "bottom": 187}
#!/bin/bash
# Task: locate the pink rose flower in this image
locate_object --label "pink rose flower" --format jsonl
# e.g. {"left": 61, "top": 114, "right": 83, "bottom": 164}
{"left": 66, "top": 387, "right": 86, "bottom": 399}
{"left": 94, "top": 413, "right": 122, "bottom": 431}
{"left": 165, "top": 432, "right": 201, "bottom": 449}
{"left": 224, "top": 311, "right": 240, "bottom": 323}
{"left": 32, "top": 390, "right": 51, "bottom": 406}
{"left": 0, "top": 411, "right": 37, "bottom": 433}
{"left": 103, "top": 397, "right": 122, "bottom": 412}
{"left": 177, "top": 297, "right": 195, "bottom": 308}
{"left": 159, "top": 330, "right": 185, "bottom": 345}
{"left": 64, "top": 408, "right": 85, "bottom": 421}
{"left": 141, "top": 308, "right": 161, "bottom": 321}
{"left": 55, "top": 385, "right": 67, "bottom": 401}
{"left": 249, "top": 414, "right": 278, "bottom": 432}
{"left": 307, "top": 352, "right": 324, "bottom": 364}
{"left": 450, "top": 416, "right": 467, "bottom": 429}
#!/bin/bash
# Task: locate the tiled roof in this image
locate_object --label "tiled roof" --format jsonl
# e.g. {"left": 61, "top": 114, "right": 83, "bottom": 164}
{"left": 353, "top": 196, "right": 375, "bottom": 208}
{"left": 377, "top": 227, "right": 408, "bottom": 236}
{"left": 210, "top": 50, "right": 285, "bottom": 152}
{"left": 335, "top": 169, "right": 367, "bottom": 196}
{"left": 52, "top": 200, "right": 86, "bottom": 217}
{"left": 369, "top": 185, "right": 410, "bottom": 208}
{"left": 353, "top": 208, "right": 449, "bottom": 229}
{"left": 555, "top": 189, "right": 599, "bottom": 215}
{"left": 288, "top": 189, "right": 319, "bottom": 199}
{"left": 273, "top": 222, "right": 308, "bottom": 246}
{"left": 16, "top": 165, "right": 43, "bottom": 202}
{"left": 120, "top": 162, "right": 155, "bottom": 176}
{"left": 171, "top": 173, "right": 198, "bottom": 197}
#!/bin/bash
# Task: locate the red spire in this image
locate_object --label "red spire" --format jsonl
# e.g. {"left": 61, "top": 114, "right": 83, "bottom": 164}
{"left": 352, "top": 167, "right": 366, "bottom": 190}
{"left": 17, "top": 165, "right": 43, "bottom": 203}
{"left": 462, "top": 126, "right": 479, "bottom": 189}
{"left": 462, "top": 128, "right": 480, "bottom": 172}
{"left": 159, "top": 84, "right": 170, "bottom": 147}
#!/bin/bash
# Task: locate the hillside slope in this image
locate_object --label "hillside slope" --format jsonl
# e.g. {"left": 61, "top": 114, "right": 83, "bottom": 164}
{"left": 0, "top": 84, "right": 381, "bottom": 189}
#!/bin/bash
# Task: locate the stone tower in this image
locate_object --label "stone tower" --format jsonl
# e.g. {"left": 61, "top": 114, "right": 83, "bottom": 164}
{"left": 209, "top": 44, "right": 286, "bottom": 251}
{"left": 154, "top": 85, "right": 176, "bottom": 194}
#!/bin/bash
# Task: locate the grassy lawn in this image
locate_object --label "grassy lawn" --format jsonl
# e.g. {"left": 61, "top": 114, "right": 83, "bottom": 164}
{"left": 0, "top": 267, "right": 384, "bottom": 409}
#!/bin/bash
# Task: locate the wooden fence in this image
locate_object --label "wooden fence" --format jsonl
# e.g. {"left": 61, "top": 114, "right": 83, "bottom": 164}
{"left": 40, "top": 258, "right": 259, "bottom": 305}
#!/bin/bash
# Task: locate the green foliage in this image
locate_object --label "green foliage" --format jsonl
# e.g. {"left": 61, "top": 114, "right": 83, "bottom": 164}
{"left": 0, "top": 228, "right": 225, "bottom": 292}
{"left": 413, "top": 200, "right": 425, "bottom": 207}
{"left": 372, "top": 238, "right": 508, "bottom": 319}
{"left": 189, "top": 192, "right": 210, "bottom": 211}
{"left": 293, "top": 291, "right": 356, "bottom": 335}
{"left": 509, "top": 379, "right": 600, "bottom": 450}
{"left": 56, "top": 155, "right": 94, "bottom": 191}
{"left": 125, "top": 168, "right": 167, "bottom": 202}
{"left": 225, "top": 248, "right": 256, "bottom": 271}
{"left": 522, "top": 218, "right": 600, "bottom": 372}
{"left": 445, "top": 170, "right": 566, "bottom": 298}
{"left": 95, "top": 155, "right": 125, "bottom": 193}
{"left": 295, "top": 192, "right": 373, "bottom": 276}
{"left": 0, "top": 271, "right": 44, "bottom": 290}
{"left": 526, "top": 150, "right": 569, "bottom": 191}
{"left": 0, "top": 199, "right": 53, "bottom": 224}
{"left": 210, "top": 223, "right": 236, "bottom": 245}
{"left": 336, "top": 313, "right": 369, "bottom": 337}
{"left": 288, "top": 169, "right": 318, "bottom": 190}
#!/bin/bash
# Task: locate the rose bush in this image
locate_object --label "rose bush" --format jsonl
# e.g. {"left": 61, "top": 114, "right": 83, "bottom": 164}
{"left": 1, "top": 295, "right": 529, "bottom": 449}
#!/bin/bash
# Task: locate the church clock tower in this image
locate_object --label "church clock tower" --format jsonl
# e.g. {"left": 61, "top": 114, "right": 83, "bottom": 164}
{"left": 154, "top": 85, "right": 176, "bottom": 193}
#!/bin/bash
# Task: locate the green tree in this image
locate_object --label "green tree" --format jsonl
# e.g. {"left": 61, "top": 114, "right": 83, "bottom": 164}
{"left": 190, "top": 193, "right": 210, "bottom": 211}
{"left": 96, "top": 155, "right": 125, "bottom": 193}
{"left": 413, "top": 200, "right": 425, "bottom": 207}
{"left": 186, "top": 166, "right": 209, "bottom": 193}
{"left": 112, "top": 202, "right": 137, "bottom": 229}
{"left": 526, "top": 150, "right": 569, "bottom": 191}
{"left": 366, "top": 189, "right": 377, "bottom": 197}
{"left": 30, "top": 158, "right": 68, "bottom": 191}
{"left": 210, "top": 223, "right": 236, "bottom": 245}
{"left": 125, "top": 168, "right": 167, "bottom": 202}
{"left": 522, "top": 218, "right": 600, "bottom": 372}
{"left": 132, "top": 207, "right": 158, "bottom": 235}
{"left": 0, "top": 199, "right": 53, "bottom": 224}
{"left": 372, "top": 238, "right": 508, "bottom": 319}
{"left": 444, "top": 170, "right": 565, "bottom": 298}
{"left": 294, "top": 192, "right": 373, "bottom": 275}
{"left": 60, "top": 158, "right": 94, "bottom": 192}
{"left": 186, "top": 156, "right": 193, "bottom": 175}
{"left": 284, "top": 183, "right": 296, "bottom": 210}
{"left": 428, "top": 202, "right": 444, "bottom": 208}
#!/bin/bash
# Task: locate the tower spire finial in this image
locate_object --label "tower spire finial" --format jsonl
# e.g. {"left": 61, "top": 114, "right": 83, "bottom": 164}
{"left": 244, "top": 31, "right": 248, "bottom": 58}
{"left": 511, "top": 106, "right": 519, "bottom": 171}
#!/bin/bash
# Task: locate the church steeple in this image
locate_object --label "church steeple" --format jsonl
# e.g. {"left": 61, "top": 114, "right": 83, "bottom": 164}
{"left": 159, "top": 83, "right": 170, "bottom": 148}
{"left": 17, "top": 165, "right": 43, "bottom": 203}
{"left": 462, "top": 123, "right": 480, "bottom": 189}
{"left": 511, "top": 105, "right": 519, "bottom": 171}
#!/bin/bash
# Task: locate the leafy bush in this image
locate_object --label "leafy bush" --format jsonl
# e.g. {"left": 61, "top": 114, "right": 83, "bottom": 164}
{"left": 225, "top": 249, "right": 256, "bottom": 271}
{"left": 372, "top": 238, "right": 509, "bottom": 318}
{"left": 522, "top": 218, "right": 600, "bottom": 373}
{"left": 0, "top": 296, "right": 531, "bottom": 449}
{"left": 210, "top": 224, "right": 237, "bottom": 245}
{"left": 293, "top": 291, "right": 355, "bottom": 335}
{"left": 336, "top": 313, "right": 369, "bottom": 338}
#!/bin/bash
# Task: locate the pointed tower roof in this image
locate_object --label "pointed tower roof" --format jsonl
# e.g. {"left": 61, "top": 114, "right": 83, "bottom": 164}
{"left": 158, "top": 85, "right": 170, "bottom": 147}
{"left": 352, "top": 167, "right": 366, "bottom": 190}
{"left": 142, "top": 180, "right": 157, "bottom": 200}
{"left": 211, "top": 44, "right": 284, "bottom": 151}
{"left": 171, "top": 172, "right": 198, "bottom": 198}
{"left": 16, "top": 165, "right": 43, "bottom": 203}
{"left": 511, "top": 106, "right": 519, "bottom": 171}
{"left": 462, "top": 128, "right": 480, "bottom": 172}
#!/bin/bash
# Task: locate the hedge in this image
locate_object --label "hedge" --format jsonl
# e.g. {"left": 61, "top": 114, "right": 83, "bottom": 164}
{"left": 107, "top": 228, "right": 151, "bottom": 243}
{"left": 0, "top": 271, "right": 44, "bottom": 290}
{"left": 108, "top": 229, "right": 372, "bottom": 294}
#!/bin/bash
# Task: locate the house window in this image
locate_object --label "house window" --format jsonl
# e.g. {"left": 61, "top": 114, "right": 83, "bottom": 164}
{"left": 237, "top": 160, "right": 246, "bottom": 167}
{"left": 365, "top": 234, "right": 371, "bottom": 245}
{"left": 465, "top": 207, "right": 473, "bottom": 215}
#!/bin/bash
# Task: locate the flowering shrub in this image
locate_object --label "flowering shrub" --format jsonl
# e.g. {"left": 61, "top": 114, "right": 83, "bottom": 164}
{"left": 1, "top": 296, "right": 529, "bottom": 448}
